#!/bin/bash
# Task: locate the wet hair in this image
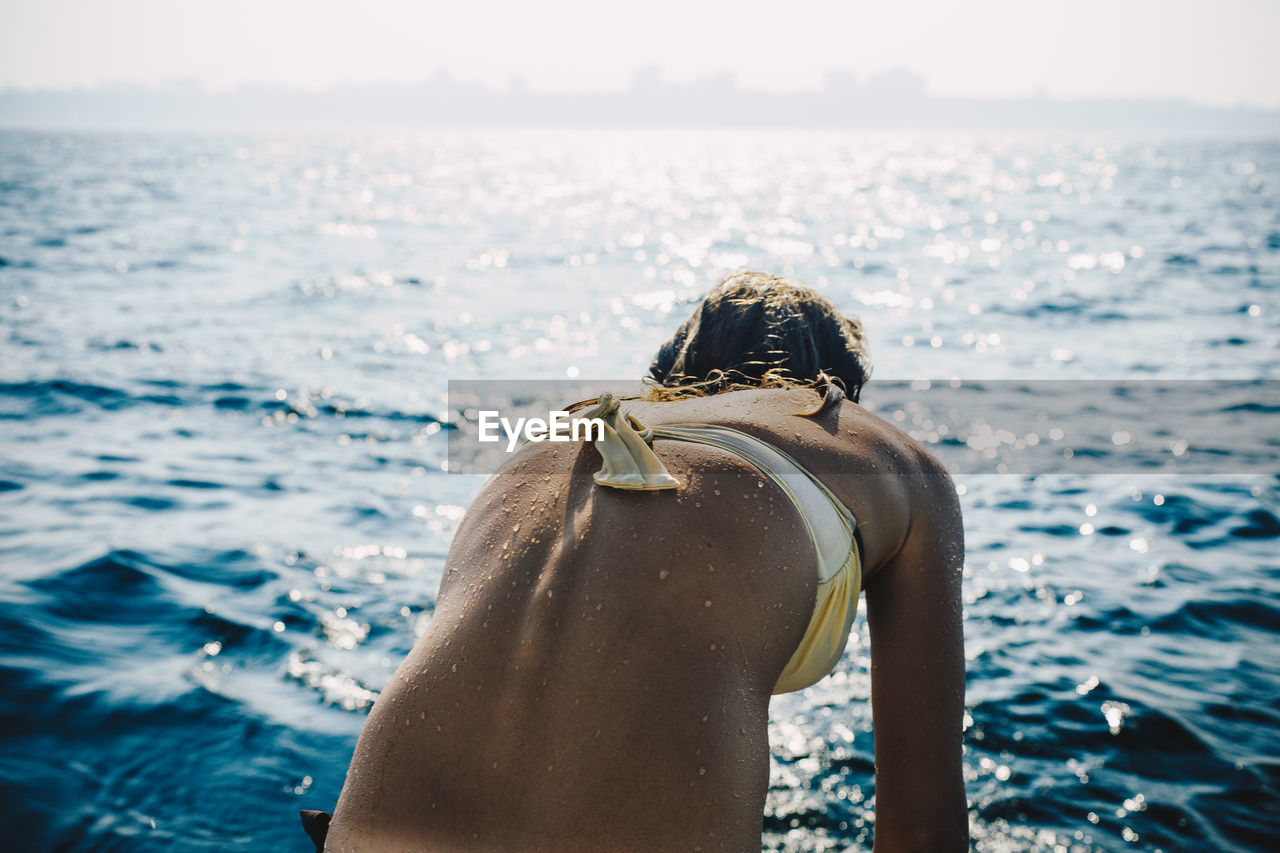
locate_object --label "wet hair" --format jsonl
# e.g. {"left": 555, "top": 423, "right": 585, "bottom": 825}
{"left": 647, "top": 271, "right": 871, "bottom": 401}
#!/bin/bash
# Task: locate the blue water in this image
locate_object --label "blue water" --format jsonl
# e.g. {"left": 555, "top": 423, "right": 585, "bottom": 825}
{"left": 1, "top": 129, "right": 1278, "bottom": 851}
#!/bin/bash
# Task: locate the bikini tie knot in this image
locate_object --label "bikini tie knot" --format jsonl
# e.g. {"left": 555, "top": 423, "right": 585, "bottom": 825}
{"left": 580, "top": 394, "right": 678, "bottom": 491}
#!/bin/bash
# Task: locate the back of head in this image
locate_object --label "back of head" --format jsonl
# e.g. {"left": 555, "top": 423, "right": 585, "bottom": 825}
{"left": 649, "top": 271, "right": 871, "bottom": 401}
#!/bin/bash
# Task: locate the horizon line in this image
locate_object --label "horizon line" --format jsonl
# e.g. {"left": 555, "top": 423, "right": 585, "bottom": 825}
{"left": 3, "top": 72, "right": 1279, "bottom": 113}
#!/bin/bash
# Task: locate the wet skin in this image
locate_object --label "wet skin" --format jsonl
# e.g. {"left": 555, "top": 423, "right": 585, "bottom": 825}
{"left": 327, "top": 388, "right": 967, "bottom": 852}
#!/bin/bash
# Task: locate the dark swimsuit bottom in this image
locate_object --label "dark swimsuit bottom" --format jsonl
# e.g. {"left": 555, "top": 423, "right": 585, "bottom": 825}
{"left": 300, "top": 809, "right": 330, "bottom": 851}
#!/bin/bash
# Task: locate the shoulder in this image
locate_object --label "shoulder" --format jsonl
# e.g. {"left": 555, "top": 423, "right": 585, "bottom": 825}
{"left": 787, "top": 395, "right": 960, "bottom": 580}
{"left": 830, "top": 401, "right": 962, "bottom": 585}
{"left": 833, "top": 394, "right": 959, "bottom": 485}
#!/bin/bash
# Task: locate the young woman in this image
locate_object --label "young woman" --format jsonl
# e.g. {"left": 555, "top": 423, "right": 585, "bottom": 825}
{"left": 307, "top": 271, "right": 968, "bottom": 852}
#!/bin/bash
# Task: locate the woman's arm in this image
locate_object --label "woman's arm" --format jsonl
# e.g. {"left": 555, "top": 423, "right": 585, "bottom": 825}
{"left": 864, "top": 454, "right": 968, "bottom": 852}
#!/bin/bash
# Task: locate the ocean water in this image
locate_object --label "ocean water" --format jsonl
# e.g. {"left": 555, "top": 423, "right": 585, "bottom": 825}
{"left": 1, "top": 128, "right": 1277, "bottom": 852}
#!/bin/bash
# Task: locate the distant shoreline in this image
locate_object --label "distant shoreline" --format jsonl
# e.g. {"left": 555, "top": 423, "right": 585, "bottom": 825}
{"left": 3, "top": 76, "right": 1278, "bottom": 135}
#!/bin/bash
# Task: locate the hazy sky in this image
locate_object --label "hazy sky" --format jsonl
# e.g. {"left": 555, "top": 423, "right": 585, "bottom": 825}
{"left": 2, "top": 0, "right": 1278, "bottom": 106}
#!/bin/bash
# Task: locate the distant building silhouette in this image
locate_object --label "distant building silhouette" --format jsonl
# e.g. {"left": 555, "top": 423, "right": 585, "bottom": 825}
{"left": 823, "top": 71, "right": 860, "bottom": 94}
{"left": 865, "top": 69, "right": 926, "bottom": 100}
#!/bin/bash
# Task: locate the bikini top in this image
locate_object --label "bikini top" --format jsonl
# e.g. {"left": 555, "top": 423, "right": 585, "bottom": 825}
{"left": 577, "top": 393, "right": 863, "bottom": 694}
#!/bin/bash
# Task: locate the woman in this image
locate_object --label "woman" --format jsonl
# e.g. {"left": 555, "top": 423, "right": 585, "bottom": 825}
{"left": 307, "top": 271, "right": 968, "bottom": 851}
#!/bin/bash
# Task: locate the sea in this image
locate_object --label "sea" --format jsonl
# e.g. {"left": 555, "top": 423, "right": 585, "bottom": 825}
{"left": 0, "top": 128, "right": 1277, "bottom": 852}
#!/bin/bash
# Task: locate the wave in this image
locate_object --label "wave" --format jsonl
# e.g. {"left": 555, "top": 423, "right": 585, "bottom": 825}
{"left": 0, "top": 378, "right": 451, "bottom": 426}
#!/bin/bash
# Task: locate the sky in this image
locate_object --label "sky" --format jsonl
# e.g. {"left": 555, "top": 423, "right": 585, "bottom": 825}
{"left": 2, "top": 0, "right": 1278, "bottom": 107}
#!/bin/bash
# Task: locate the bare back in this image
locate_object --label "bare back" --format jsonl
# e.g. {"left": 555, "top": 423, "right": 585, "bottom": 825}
{"left": 326, "top": 388, "right": 966, "bottom": 852}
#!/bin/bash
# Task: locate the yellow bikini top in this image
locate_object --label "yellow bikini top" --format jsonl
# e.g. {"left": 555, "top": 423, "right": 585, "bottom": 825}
{"left": 578, "top": 393, "right": 863, "bottom": 694}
